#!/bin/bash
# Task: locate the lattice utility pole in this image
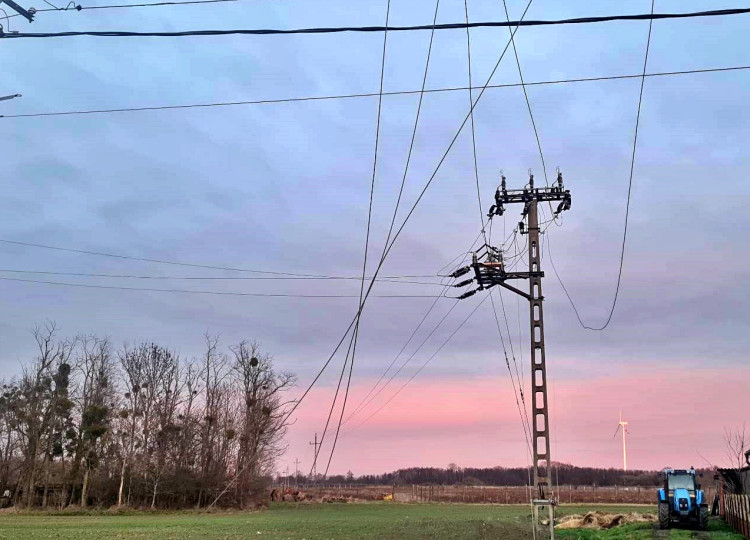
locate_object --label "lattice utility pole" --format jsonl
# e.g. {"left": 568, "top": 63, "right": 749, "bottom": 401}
{"left": 453, "top": 171, "right": 571, "bottom": 540}
{"left": 294, "top": 458, "right": 301, "bottom": 487}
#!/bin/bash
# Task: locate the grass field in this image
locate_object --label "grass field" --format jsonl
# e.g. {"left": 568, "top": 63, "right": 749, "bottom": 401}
{"left": 0, "top": 503, "right": 742, "bottom": 539}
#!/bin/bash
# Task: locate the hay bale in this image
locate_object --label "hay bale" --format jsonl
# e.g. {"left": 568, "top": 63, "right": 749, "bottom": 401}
{"left": 555, "top": 511, "right": 656, "bottom": 531}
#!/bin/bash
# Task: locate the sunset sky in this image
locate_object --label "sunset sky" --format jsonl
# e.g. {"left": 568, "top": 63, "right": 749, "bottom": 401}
{"left": 1, "top": 0, "right": 748, "bottom": 476}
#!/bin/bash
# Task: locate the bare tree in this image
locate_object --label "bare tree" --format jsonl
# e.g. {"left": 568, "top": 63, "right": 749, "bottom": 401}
{"left": 0, "top": 327, "right": 296, "bottom": 509}
{"left": 218, "top": 340, "right": 295, "bottom": 508}
{"left": 197, "top": 334, "right": 229, "bottom": 507}
{"left": 724, "top": 424, "right": 748, "bottom": 493}
{"left": 72, "top": 337, "right": 115, "bottom": 507}
{"left": 14, "top": 323, "right": 75, "bottom": 506}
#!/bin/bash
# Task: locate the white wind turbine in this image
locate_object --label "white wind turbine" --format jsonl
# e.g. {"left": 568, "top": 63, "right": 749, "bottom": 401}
{"left": 613, "top": 411, "right": 630, "bottom": 471}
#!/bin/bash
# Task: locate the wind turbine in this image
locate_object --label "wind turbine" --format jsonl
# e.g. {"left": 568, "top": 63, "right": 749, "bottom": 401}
{"left": 613, "top": 411, "right": 629, "bottom": 471}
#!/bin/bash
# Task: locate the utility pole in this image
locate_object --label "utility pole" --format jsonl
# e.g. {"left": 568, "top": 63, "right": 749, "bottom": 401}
{"left": 453, "top": 170, "right": 571, "bottom": 540}
{"left": 309, "top": 433, "right": 320, "bottom": 484}
{"left": 293, "top": 458, "right": 301, "bottom": 487}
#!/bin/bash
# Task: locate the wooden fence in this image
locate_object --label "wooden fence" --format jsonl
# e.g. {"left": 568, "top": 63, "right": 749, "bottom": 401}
{"left": 724, "top": 494, "right": 750, "bottom": 538}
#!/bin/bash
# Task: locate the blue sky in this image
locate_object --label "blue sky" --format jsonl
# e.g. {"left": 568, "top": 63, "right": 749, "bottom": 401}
{"left": 1, "top": 0, "right": 748, "bottom": 473}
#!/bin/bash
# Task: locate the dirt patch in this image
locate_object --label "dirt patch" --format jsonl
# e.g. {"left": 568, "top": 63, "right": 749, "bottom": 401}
{"left": 555, "top": 511, "right": 656, "bottom": 530}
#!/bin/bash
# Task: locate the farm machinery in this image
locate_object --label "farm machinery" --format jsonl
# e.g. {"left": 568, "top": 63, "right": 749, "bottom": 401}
{"left": 657, "top": 467, "right": 708, "bottom": 530}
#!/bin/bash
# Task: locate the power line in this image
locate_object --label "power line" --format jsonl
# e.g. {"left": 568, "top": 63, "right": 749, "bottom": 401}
{"left": 342, "top": 0, "right": 443, "bottom": 426}
{"left": 321, "top": 0, "right": 391, "bottom": 478}
{"left": 344, "top": 230, "right": 484, "bottom": 425}
{"left": 502, "top": 0, "right": 548, "bottom": 186}
{"left": 378, "top": 0, "right": 440, "bottom": 255}
{"left": 343, "top": 0, "right": 542, "bottom": 429}
{"left": 0, "top": 276, "right": 446, "bottom": 298}
{"left": 345, "top": 293, "right": 459, "bottom": 426}
{"left": 309, "top": 323, "right": 356, "bottom": 479}
{"left": 488, "top": 290, "right": 532, "bottom": 458}
{"left": 0, "top": 268, "right": 443, "bottom": 285}
{"left": 57, "top": 0, "right": 235, "bottom": 10}
{"left": 464, "top": 0, "right": 485, "bottom": 245}
{"left": 346, "top": 293, "right": 489, "bottom": 433}
{"left": 8, "top": 0, "right": 237, "bottom": 17}
{"left": 2, "top": 7, "right": 748, "bottom": 39}
{"left": 337, "top": 0, "right": 535, "bottom": 426}
{"left": 3, "top": 65, "right": 749, "bottom": 119}
{"left": 551, "top": 0, "right": 657, "bottom": 331}
{"left": 284, "top": 0, "right": 535, "bottom": 425}
{"left": 597, "top": 0, "right": 655, "bottom": 330}
{"left": 0, "top": 238, "right": 437, "bottom": 279}
{"left": 461, "top": 8, "right": 529, "bottom": 460}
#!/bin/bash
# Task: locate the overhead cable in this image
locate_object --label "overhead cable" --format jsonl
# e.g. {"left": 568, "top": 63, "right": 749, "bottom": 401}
{"left": 0, "top": 268, "right": 443, "bottom": 285}
{"left": 3, "top": 65, "right": 749, "bottom": 120}
{"left": 2, "top": 7, "right": 748, "bottom": 39}
{"left": 502, "top": 0, "right": 548, "bottom": 186}
{"left": 321, "top": 0, "right": 392, "bottom": 479}
{"left": 345, "top": 293, "right": 490, "bottom": 433}
{"left": 344, "top": 229, "right": 484, "bottom": 425}
{"left": 342, "top": 0, "right": 443, "bottom": 426}
{"left": 464, "top": 0, "right": 486, "bottom": 245}
{"left": 0, "top": 238, "right": 436, "bottom": 279}
{"left": 16, "top": 0, "right": 236, "bottom": 16}
{"left": 283, "top": 0, "right": 536, "bottom": 424}
{"left": 0, "top": 276, "right": 444, "bottom": 298}
{"left": 378, "top": 0, "right": 440, "bottom": 254}
{"left": 489, "top": 290, "right": 532, "bottom": 457}
{"left": 550, "top": 0, "right": 656, "bottom": 331}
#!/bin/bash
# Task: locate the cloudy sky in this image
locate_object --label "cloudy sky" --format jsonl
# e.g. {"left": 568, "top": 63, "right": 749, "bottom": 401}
{"left": 1, "top": 0, "right": 748, "bottom": 476}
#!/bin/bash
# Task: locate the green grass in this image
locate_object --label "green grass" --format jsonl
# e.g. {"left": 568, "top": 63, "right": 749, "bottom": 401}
{"left": 555, "top": 519, "right": 742, "bottom": 540}
{"left": 0, "top": 503, "right": 742, "bottom": 539}
{"left": 554, "top": 505, "right": 743, "bottom": 540}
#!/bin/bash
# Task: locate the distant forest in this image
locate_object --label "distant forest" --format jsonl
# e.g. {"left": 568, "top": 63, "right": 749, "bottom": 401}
{"left": 316, "top": 464, "right": 714, "bottom": 487}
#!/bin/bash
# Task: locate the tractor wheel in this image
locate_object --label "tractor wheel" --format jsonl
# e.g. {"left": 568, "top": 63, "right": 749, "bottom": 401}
{"left": 658, "top": 502, "right": 670, "bottom": 529}
{"left": 699, "top": 505, "right": 709, "bottom": 530}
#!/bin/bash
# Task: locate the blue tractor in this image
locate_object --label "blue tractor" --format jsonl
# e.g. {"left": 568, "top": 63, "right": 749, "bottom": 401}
{"left": 657, "top": 468, "right": 708, "bottom": 530}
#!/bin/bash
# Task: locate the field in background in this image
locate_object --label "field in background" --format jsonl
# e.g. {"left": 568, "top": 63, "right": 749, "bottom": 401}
{"left": 294, "top": 484, "right": 719, "bottom": 505}
{"left": 0, "top": 503, "right": 742, "bottom": 539}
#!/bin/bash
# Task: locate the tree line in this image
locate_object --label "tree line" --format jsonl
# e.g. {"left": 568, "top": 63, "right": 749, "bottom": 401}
{"left": 0, "top": 323, "right": 295, "bottom": 509}
{"left": 328, "top": 464, "right": 713, "bottom": 487}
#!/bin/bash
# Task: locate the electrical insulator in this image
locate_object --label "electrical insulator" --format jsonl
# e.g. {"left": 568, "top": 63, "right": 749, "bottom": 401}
{"left": 450, "top": 266, "right": 470, "bottom": 279}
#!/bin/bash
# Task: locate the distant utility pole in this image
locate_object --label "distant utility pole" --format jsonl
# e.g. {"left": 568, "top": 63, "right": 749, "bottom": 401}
{"left": 294, "top": 458, "right": 301, "bottom": 487}
{"left": 454, "top": 171, "right": 571, "bottom": 540}
{"left": 309, "top": 433, "right": 320, "bottom": 484}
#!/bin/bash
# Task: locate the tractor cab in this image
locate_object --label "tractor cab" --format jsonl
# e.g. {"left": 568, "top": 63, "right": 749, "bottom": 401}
{"left": 658, "top": 468, "right": 708, "bottom": 530}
